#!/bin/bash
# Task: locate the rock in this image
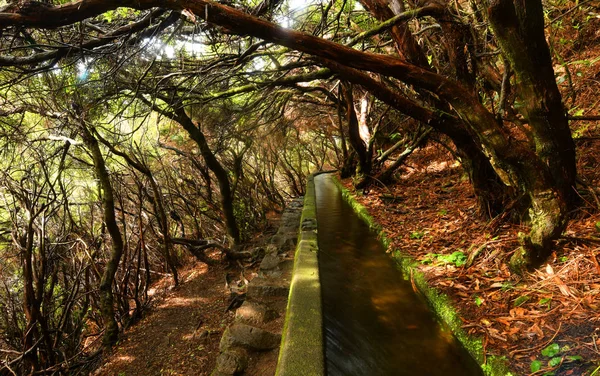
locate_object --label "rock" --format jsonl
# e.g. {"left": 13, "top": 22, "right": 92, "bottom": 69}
{"left": 251, "top": 246, "right": 266, "bottom": 260}
{"left": 260, "top": 253, "right": 280, "bottom": 270}
{"left": 271, "top": 233, "right": 297, "bottom": 253}
{"left": 247, "top": 277, "right": 289, "bottom": 299}
{"left": 235, "top": 301, "right": 279, "bottom": 324}
{"left": 220, "top": 323, "right": 281, "bottom": 351}
{"left": 214, "top": 347, "right": 248, "bottom": 375}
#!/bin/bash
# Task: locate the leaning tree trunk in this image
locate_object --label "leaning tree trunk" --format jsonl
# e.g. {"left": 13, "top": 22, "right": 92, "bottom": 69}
{"left": 79, "top": 125, "right": 124, "bottom": 347}
{"left": 488, "top": 0, "right": 577, "bottom": 270}
{"left": 173, "top": 107, "right": 241, "bottom": 246}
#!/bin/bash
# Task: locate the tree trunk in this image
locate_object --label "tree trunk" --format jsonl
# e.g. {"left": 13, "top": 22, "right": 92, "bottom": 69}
{"left": 488, "top": 0, "right": 576, "bottom": 204}
{"left": 342, "top": 82, "right": 371, "bottom": 177}
{"left": 148, "top": 176, "right": 179, "bottom": 285}
{"left": 79, "top": 125, "right": 124, "bottom": 347}
{"left": 355, "top": 0, "right": 506, "bottom": 213}
{"left": 488, "top": 0, "right": 577, "bottom": 269}
{"left": 173, "top": 108, "right": 241, "bottom": 246}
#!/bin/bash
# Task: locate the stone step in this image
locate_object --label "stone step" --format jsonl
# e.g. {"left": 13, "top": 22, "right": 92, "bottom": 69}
{"left": 219, "top": 323, "right": 281, "bottom": 352}
{"left": 247, "top": 277, "right": 290, "bottom": 299}
{"left": 212, "top": 347, "right": 248, "bottom": 375}
{"left": 235, "top": 300, "right": 279, "bottom": 325}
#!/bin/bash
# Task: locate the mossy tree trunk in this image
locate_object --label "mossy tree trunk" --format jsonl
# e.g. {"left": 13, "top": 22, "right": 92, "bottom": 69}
{"left": 488, "top": 0, "right": 577, "bottom": 270}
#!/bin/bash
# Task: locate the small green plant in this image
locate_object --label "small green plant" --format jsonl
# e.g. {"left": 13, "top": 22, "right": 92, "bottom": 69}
{"left": 539, "top": 297, "right": 552, "bottom": 309}
{"left": 530, "top": 359, "right": 542, "bottom": 373}
{"left": 541, "top": 343, "right": 560, "bottom": 357}
{"left": 437, "top": 251, "right": 467, "bottom": 267}
{"left": 595, "top": 221, "right": 600, "bottom": 233}
{"left": 530, "top": 343, "right": 583, "bottom": 374}
{"left": 438, "top": 209, "right": 448, "bottom": 216}
{"left": 474, "top": 296, "right": 484, "bottom": 307}
{"left": 409, "top": 230, "right": 425, "bottom": 240}
{"left": 422, "top": 251, "right": 467, "bottom": 267}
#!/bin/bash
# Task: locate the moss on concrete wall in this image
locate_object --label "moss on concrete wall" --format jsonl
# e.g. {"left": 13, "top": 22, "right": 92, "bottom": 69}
{"left": 276, "top": 175, "right": 325, "bottom": 376}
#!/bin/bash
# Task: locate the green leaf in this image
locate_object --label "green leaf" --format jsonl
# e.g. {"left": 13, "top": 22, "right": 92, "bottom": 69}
{"left": 548, "top": 356, "right": 562, "bottom": 367}
{"left": 539, "top": 298, "right": 552, "bottom": 306}
{"left": 541, "top": 343, "right": 561, "bottom": 358}
{"left": 566, "top": 355, "right": 583, "bottom": 362}
{"left": 513, "top": 295, "right": 530, "bottom": 307}
{"left": 530, "top": 359, "right": 542, "bottom": 372}
{"left": 475, "top": 296, "right": 483, "bottom": 307}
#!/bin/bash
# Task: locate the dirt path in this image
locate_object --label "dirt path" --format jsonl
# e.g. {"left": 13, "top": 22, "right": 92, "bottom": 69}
{"left": 95, "top": 259, "right": 237, "bottom": 376}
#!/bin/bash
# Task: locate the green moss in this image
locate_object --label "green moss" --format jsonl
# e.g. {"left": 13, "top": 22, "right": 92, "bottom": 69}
{"left": 276, "top": 175, "right": 325, "bottom": 376}
{"left": 333, "top": 176, "right": 512, "bottom": 376}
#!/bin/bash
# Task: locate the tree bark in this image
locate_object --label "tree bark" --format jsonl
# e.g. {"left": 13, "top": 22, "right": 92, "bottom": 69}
{"left": 79, "top": 124, "right": 123, "bottom": 347}
{"left": 172, "top": 108, "right": 241, "bottom": 246}
{"left": 342, "top": 82, "right": 371, "bottom": 177}
{"left": 488, "top": 0, "right": 576, "bottom": 269}
{"left": 488, "top": 0, "right": 576, "bottom": 204}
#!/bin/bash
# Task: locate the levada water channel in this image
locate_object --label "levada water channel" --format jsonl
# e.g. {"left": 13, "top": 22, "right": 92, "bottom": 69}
{"left": 315, "top": 173, "right": 483, "bottom": 375}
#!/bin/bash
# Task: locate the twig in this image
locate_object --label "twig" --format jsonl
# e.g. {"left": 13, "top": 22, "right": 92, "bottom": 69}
{"left": 569, "top": 115, "right": 600, "bottom": 121}
{"left": 510, "top": 322, "right": 562, "bottom": 356}
{"left": 547, "top": 0, "right": 595, "bottom": 26}
{"left": 561, "top": 236, "right": 600, "bottom": 245}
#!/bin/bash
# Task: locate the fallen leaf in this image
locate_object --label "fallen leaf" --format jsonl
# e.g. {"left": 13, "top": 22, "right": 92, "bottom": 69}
{"left": 554, "top": 276, "right": 572, "bottom": 297}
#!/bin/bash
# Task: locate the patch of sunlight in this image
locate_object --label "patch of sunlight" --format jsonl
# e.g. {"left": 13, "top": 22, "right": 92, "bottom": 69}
{"left": 425, "top": 160, "right": 458, "bottom": 173}
{"left": 115, "top": 355, "right": 136, "bottom": 364}
{"left": 158, "top": 297, "right": 206, "bottom": 308}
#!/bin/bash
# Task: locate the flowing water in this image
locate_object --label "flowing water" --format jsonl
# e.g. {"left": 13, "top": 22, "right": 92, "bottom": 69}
{"left": 315, "top": 174, "right": 483, "bottom": 376}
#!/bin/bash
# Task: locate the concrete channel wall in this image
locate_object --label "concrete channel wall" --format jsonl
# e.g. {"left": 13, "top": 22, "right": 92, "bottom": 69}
{"left": 275, "top": 175, "right": 325, "bottom": 376}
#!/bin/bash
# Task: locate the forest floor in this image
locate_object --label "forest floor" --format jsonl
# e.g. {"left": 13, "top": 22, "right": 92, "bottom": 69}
{"left": 342, "top": 137, "right": 600, "bottom": 375}
{"left": 94, "top": 252, "right": 251, "bottom": 376}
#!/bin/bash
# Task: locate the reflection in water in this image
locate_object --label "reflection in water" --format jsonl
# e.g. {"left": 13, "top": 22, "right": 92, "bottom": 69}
{"left": 315, "top": 174, "right": 482, "bottom": 376}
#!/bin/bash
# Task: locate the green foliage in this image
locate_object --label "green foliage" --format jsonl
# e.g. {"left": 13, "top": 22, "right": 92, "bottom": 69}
{"left": 409, "top": 230, "right": 425, "bottom": 239}
{"left": 539, "top": 297, "right": 552, "bottom": 309}
{"left": 513, "top": 295, "right": 530, "bottom": 307}
{"left": 422, "top": 251, "right": 466, "bottom": 268}
{"left": 474, "top": 296, "right": 483, "bottom": 307}
{"left": 541, "top": 343, "right": 560, "bottom": 358}
{"left": 530, "top": 343, "right": 584, "bottom": 374}
{"left": 531, "top": 359, "right": 542, "bottom": 372}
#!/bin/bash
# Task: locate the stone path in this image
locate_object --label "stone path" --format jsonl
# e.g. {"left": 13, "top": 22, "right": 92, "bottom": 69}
{"left": 211, "top": 198, "right": 303, "bottom": 376}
